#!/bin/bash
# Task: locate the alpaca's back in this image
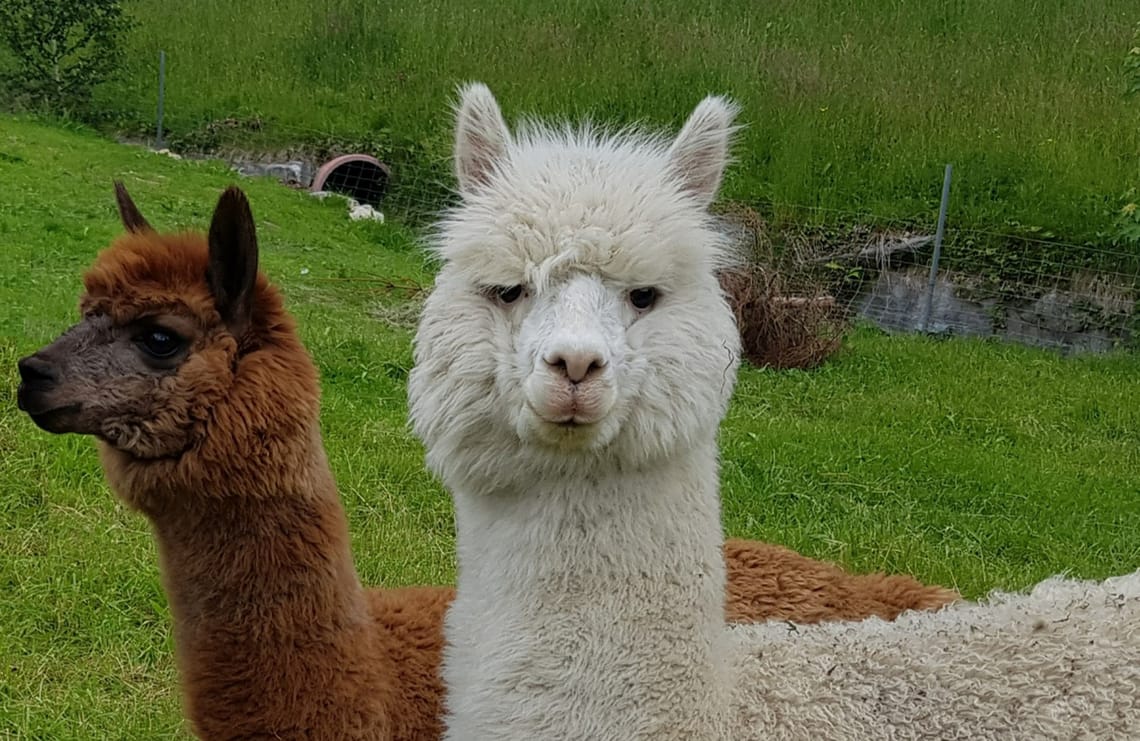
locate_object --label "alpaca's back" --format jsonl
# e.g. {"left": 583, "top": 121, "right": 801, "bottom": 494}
{"left": 729, "top": 569, "right": 1140, "bottom": 739}
{"left": 723, "top": 540, "right": 958, "bottom": 624}
{"left": 367, "top": 586, "right": 454, "bottom": 740}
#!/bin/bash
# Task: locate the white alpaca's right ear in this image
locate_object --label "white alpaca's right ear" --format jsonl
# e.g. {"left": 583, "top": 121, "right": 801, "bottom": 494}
{"left": 454, "top": 82, "right": 512, "bottom": 194}
{"left": 667, "top": 95, "right": 740, "bottom": 208}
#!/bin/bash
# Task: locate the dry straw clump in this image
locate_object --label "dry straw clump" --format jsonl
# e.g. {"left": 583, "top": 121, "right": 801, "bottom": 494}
{"left": 715, "top": 204, "right": 847, "bottom": 370}
{"left": 718, "top": 266, "right": 843, "bottom": 370}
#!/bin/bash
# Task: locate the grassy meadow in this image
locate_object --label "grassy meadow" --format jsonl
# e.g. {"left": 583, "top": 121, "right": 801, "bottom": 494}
{"left": 1, "top": 117, "right": 1139, "bottom": 737}
{"left": 72, "top": 0, "right": 1140, "bottom": 243}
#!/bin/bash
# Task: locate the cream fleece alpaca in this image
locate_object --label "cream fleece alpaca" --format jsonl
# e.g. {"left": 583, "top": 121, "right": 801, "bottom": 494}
{"left": 408, "top": 83, "right": 742, "bottom": 739}
{"left": 730, "top": 568, "right": 1140, "bottom": 739}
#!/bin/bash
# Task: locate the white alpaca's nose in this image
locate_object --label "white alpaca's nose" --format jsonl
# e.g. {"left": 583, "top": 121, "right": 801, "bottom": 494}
{"left": 544, "top": 349, "right": 606, "bottom": 383}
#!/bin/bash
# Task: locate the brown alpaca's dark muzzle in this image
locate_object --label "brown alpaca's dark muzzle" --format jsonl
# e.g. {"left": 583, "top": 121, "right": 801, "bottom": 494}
{"left": 17, "top": 351, "right": 83, "bottom": 433}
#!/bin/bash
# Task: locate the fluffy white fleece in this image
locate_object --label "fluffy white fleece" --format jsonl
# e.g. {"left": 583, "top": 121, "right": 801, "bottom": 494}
{"left": 729, "top": 569, "right": 1140, "bottom": 739}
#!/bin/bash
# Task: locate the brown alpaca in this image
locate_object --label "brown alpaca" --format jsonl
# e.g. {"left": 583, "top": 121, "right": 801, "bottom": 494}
{"left": 17, "top": 184, "right": 446, "bottom": 740}
{"left": 16, "top": 184, "right": 955, "bottom": 740}
{"left": 723, "top": 539, "right": 957, "bottom": 623}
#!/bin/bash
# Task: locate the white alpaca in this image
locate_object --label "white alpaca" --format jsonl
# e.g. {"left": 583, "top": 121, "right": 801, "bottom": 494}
{"left": 408, "top": 83, "right": 742, "bottom": 739}
{"left": 409, "top": 83, "right": 1140, "bottom": 740}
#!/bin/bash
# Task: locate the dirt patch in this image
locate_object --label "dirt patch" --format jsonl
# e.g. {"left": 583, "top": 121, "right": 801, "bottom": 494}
{"left": 368, "top": 298, "right": 424, "bottom": 330}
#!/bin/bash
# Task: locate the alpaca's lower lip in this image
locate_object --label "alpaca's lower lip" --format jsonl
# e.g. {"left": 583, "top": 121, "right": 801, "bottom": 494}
{"left": 545, "top": 417, "right": 591, "bottom": 429}
{"left": 542, "top": 418, "right": 601, "bottom": 439}
{"left": 527, "top": 400, "right": 604, "bottom": 427}
{"left": 15, "top": 385, "right": 73, "bottom": 416}
{"left": 21, "top": 402, "right": 82, "bottom": 434}
{"left": 539, "top": 411, "right": 600, "bottom": 428}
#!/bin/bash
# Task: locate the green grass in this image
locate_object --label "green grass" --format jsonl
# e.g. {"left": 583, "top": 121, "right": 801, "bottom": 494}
{"left": 2, "top": 117, "right": 1139, "bottom": 737}
{"left": 80, "top": 0, "right": 1140, "bottom": 244}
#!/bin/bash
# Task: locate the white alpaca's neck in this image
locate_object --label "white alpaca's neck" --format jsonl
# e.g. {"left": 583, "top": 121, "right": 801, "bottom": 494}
{"left": 442, "top": 442, "right": 731, "bottom": 740}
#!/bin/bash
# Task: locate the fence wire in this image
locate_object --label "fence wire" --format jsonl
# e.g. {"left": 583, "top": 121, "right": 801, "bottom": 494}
{"left": 716, "top": 199, "right": 1139, "bottom": 355}
{"left": 151, "top": 118, "right": 1139, "bottom": 356}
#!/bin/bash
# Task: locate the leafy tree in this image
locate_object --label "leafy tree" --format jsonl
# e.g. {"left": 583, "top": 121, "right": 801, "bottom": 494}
{"left": 0, "top": 0, "right": 133, "bottom": 113}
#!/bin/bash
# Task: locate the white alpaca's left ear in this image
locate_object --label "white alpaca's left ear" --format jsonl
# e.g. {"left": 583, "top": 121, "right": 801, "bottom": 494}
{"left": 454, "top": 81, "right": 512, "bottom": 194}
{"left": 667, "top": 95, "right": 740, "bottom": 207}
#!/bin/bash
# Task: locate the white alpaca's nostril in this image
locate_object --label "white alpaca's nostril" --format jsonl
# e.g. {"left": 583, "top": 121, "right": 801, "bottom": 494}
{"left": 545, "top": 351, "right": 606, "bottom": 383}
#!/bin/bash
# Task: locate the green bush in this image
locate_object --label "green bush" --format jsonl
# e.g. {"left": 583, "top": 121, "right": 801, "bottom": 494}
{"left": 1126, "top": 23, "right": 1140, "bottom": 98}
{"left": 1115, "top": 25, "right": 1140, "bottom": 250}
{"left": 0, "top": 0, "right": 133, "bottom": 113}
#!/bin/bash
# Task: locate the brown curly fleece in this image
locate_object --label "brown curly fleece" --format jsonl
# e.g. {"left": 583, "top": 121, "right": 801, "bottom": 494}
{"left": 33, "top": 185, "right": 955, "bottom": 740}
{"left": 723, "top": 539, "right": 958, "bottom": 624}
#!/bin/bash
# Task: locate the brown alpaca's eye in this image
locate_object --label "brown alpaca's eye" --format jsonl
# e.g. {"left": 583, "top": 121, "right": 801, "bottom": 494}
{"left": 137, "top": 328, "right": 185, "bottom": 359}
{"left": 629, "top": 287, "right": 657, "bottom": 310}
{"left": 493, "top": 285, "right": 525, "bottom": 305}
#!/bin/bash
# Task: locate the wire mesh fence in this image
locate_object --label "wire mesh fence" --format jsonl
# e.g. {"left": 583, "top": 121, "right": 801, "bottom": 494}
{"left": 137, "top": 87, "right": 1140, "bottom": 359}
{"left": 714, "top": 198, "right": 1139, "bottom": 358}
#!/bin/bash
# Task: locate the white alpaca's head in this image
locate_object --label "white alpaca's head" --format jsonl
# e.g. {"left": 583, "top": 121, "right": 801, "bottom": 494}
{"left": 409, "top": 83, "right": 742, "bottom": 493}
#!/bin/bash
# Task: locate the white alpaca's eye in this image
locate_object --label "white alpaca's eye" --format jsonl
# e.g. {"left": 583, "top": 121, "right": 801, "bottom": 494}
{"left": 491, "top": 285, "right": 525, "bottom": 305}
{"left": 629, "top": 287, "right": 657, "bottom": 310}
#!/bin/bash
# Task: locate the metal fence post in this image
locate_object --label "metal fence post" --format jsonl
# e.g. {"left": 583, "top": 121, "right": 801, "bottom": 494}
{"left": 920, "top": 163, "right": 953, "bottom": 333}
{"left": 156, "top": 50, "right": 166, "bottom": 149}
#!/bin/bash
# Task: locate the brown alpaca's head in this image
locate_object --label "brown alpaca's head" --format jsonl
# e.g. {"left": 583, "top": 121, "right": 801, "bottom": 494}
{"left": 16, "top": 184, "right": 318, "bottom": 503}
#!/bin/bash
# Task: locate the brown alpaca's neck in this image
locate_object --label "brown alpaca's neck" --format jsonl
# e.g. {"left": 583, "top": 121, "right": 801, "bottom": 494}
{"left": 102, "top": 425, "right": 391, "bottom": 737}
{"left": 151, "top": 469, "right": 367, "bottom": 646}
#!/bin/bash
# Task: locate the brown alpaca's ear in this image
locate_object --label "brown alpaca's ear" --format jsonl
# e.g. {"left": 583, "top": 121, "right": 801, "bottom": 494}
{"left": 206, "top": 186, "right": 259, "bottom": 333}
{"left": 114, "top": 180, "right": 154, "bottom": 233}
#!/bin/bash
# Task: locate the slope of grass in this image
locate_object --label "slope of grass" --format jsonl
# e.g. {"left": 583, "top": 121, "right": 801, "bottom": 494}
{"left": 1, "top": 117, "right": 1139, "bottom": 737}
{"left": 722, "top": 335, "right": 1140, "bottom": 592}
{"left": 80, "top": 0, "right": 1140, "bottom": 243}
